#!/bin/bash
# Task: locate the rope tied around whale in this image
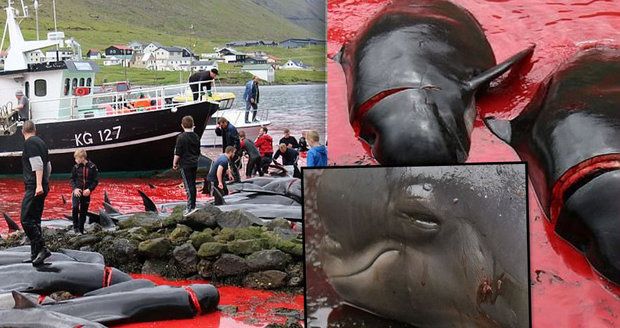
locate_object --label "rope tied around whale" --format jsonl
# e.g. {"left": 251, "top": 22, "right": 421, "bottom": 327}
{"left": 550, "top": 153, "right": 620, "bottom": 223}
{"left": 183, "top": 285, "right": 202, "bottom": 316}
{"left": 102, "top": 266, "right": 114, "bottom": 288}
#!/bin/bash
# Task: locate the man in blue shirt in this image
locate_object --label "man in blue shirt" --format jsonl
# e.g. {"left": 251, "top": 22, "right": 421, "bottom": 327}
{"left": 207, "top": 146, "right": 236, "bottom": 196}
{"left": 243, "top": 76, "right": 260, "bottom": 123}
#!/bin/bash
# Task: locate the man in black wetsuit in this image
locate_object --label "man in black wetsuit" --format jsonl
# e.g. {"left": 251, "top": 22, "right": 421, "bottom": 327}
{"left": 20, "top": 120, "right": 52, "bottom": 266}
{"left": 188, "top": 68, "right": 219, "bottom": 101}
{"left": 214, "top": 117, "right": 241, "bottom": 182}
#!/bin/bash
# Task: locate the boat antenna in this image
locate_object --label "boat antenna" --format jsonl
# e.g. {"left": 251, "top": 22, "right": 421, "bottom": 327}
{"left": 52, "top": 0, "right": 57, "bottom": 32}
{"left": 33, "top": 0, "right": 38, "bottom": 40}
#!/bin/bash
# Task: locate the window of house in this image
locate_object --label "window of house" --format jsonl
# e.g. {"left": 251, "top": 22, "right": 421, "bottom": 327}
{"left": 64, "top": 78, "right": 70, "bottom": 95}
{"left": 34, "top": 79, "right": 46, "bottom": 97}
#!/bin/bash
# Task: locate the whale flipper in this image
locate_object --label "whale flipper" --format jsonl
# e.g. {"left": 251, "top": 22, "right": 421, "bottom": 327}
{"left": 3, "top": 213, "right": 21, "bottom": 232}
{"left": 466, "top": 45, "right": 535, "bottom": 92}
{"left": 138, "top": 190, "right": 158, "bottom": 213}
{"left": 484, "top": 117, "right": 513, "bottom": 144}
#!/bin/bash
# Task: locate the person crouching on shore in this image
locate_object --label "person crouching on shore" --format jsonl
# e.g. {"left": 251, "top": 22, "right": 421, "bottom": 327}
{"left": 207, "top": 146, "right": 236, "bottom": 197}
{"left": 70, "top": 149, "right": 99, "bottom": 234}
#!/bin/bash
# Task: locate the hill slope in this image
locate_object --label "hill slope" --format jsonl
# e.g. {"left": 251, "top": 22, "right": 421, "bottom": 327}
{"left": 2, "top": 0, "right": 324, "bottom": 52}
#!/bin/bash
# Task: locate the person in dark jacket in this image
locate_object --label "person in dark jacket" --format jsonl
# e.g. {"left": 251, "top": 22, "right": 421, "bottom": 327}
{"left": 188, "top": 68, "right": 219, "bottom": 101}
{"left": 214, "top": 117, "right": 241, "bottom": 182}
{"left": 306, "top": 130, "right": 328, "bottom": 167}
{"left": 239, "top": 131, "right": 262, "bottom": 178}
{"left": 279, "top": 128, "right": 299, "bottom": 149}
{"left": 173, "top": 116, "right": 201, "bottom": 215}
{"left": 243, "top": 76, "right": 260, "bottom": 123}
{"left": 70, "top": 149, "right": 99, "bottom": 234}
{"left": 273, "top": 143, "right": 299, "bottom": 166}
{"left": 21, "top": 120, "right": 52, "bottom": 266}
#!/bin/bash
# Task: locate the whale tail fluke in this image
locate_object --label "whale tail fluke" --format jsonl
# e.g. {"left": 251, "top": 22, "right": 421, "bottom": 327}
{"left": 466, "top": 44, "right": 536, "bottom": 92}
{"left": 138, "top": 190, "right": 158, "bottom": 213}
{"left": 213, "top": 188, "right": 226, "bottom": 206}
{"left": 12, "top": 291, "right": 40, "bottom": 309}
{"left": 3, "top": 212, "right": 21, "bottom": 232}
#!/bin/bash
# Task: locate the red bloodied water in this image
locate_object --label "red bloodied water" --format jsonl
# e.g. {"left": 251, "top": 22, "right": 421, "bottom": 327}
{"left": 327, "top": 0, "right": 620, "bottom": 327}
{"left": 0, "top": 178, "right": 303, "bottom": 327}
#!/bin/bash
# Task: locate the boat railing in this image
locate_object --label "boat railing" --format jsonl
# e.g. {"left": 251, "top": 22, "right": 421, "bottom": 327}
{"left": 28, "top": 81, "right": 220, "bottom": 122}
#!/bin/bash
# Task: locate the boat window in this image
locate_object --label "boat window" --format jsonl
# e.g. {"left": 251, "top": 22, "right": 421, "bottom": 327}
{"left": 34, "top": 79, "right": 46, "bottom": 97}
{"left": 72, "top": 78, "right": 77, "bottom": 94}
{"left": 79, "top": 78, "right": 85, "bottom": 86}
{"left": 86, "top": 78, "right": 92, "bottom": 86}
{"left": 64, "top": 78, "right": 70, "bottom": 95}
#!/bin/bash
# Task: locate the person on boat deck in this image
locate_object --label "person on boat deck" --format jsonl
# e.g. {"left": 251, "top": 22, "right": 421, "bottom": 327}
{"left": 20, "top": 120, "right": 52, "bottom": 266}
{"left": 214, "top": 117, "right": 241, "bottom": 182}
{"left": 239, "top": 130, "right": 262, "bottom": 179}
{"left": 189, "top": 68, "right": 219, "bottom": 101}
{"left": 306, "top": 130, "right": 327, "bottom": 167}
{"left": 279, "top": 128, "right": 299, "bottom": 150}
{"left": 14, "top": 90, "right": 29, "bottom": 121}
{"left": 273, "top": 143, "right": 301, "bottom": 178}
{"left": 243, "top": 75, "right": 260, "bottom": 123}
{"left": 173, "top": 116, "right": 201, "bottom": 216}
{"left": 298, "top": 136, "right": 309, "bottom": 152}
{"left": 70, "top": 149, "right": 99, "bottom": 234}
{"left": 255, "top": 126, "right": 274, "bottom": 175}
{"left": 207, "top": 146, "right": 236, "bottom": 197}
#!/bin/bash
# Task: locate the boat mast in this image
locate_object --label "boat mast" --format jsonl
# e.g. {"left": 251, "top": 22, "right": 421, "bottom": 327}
{"left": 34, "top": 0, "right": 39, "bottom": 40}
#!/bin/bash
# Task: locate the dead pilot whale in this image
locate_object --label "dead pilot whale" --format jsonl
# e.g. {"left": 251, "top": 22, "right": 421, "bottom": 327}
{"left": 312, "top": 165, "right": 528, "bottom": 327}
{"left": 335, "top": 0, "right": 534, "bottom": 165}
{"left": 485, "top": 46, "right": 620, "bottom": 284}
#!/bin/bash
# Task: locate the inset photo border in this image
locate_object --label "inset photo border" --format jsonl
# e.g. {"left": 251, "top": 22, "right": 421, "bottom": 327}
{"left": 302, "top": 163, "right": 531, "bottom": 328}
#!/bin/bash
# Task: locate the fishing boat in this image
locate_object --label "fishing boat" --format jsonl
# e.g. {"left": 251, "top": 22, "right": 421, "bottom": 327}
{"left": 0, "top": 1, "right": 220, "bottom": 174}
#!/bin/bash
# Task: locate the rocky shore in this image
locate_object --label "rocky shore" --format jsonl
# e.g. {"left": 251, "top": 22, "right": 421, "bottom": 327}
{"left": 0, "top": 204, "right": 303, "bottom": 293}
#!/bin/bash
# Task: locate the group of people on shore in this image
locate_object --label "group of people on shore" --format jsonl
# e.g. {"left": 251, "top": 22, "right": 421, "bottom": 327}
{"left": 174, "top": 115, "right": 327, "bottom": 216}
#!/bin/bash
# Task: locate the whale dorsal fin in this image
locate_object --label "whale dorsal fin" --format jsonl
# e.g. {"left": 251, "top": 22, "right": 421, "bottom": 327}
{"left": 138, "top": 190, "right": 158, "bottom": 213}
{"left": 484, "top": 117, "right": 512, "bottom": 144}
{"left": 3, "top": 212, "right": 21, "bottom": 232}
{"left": 466, "top": 45, "right": 535, "bottom": 92}
{"left": 12, "top": 291, "right": 40, "bottom": 309}
{"left": 104, "top": 190, "right": 111, "bottom": 205}
{"left": 331, "top": 44, "right": 346, "bottom": 63}
{"left": 103, "top": 202, "right": 121, "bottom": 215}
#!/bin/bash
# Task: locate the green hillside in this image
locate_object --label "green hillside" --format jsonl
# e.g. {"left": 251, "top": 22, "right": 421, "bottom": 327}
{"left": 2, "top": 0, "right": 325, "bottom": 53}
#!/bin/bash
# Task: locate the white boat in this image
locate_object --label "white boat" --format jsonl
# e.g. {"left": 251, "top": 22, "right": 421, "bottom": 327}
{"left": 173, "top": 89, "right": 272, "bottom": 148}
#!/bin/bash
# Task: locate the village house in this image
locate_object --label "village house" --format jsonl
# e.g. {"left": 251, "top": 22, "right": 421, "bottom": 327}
{"left": 85, "top": 49, "right": 101, "bottom": 59}
{"left": 189, "top": 60, "right": 218, "bottom": 73}
{"left": 128, "top": 41, "right": 145, "bottom": 52}
{"left": 103, "top": 56, "right": 123, "bottom": 66}
{"left": 281, "top": 60, "right": 309, "bottom": 70}
{"left": 279, "top": 38, "right": 326, "bottom": 49}
{"left": 242, "top": 64, "right": 275, "bottom": 83}
{"left": 217, "top": 48, "right": 247, "bottom": 63}
{"left": 225, "top": 40, "right": 278, "bottom": 47}
{"left": 105, "top": 45, "right": 133, "bottom": 59}
{"left": 142, "top": 42, "right": 163, "bottom": 55}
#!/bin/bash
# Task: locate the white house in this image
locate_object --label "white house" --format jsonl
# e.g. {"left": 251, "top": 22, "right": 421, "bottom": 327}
{"left": 242, "top": 64, "right": 275, "bottom": 83}
{"left": 217, "top": 48, "right": 246, "bottom": 63}
{"left": 103, "top": 56, "right": 122, "bottom": 66}
{"left": 189, "top": 60, "right": 218, "bottom": 73}
{"left": 142, "top": 42, "right": 163, "bottom": 55}
{"left": 128, "top": 41, "right": 144, "bottom": 52}
{"left": 281, "top": 60, "right": 308, "bottom": 70}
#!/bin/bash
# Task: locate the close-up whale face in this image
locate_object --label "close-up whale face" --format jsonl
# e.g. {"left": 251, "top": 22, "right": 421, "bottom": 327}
{"left": 311, "top": 165, "right": 528, "bottom": 328}
{"left": 357, "top": 87, "right": 475, "bottom": 165}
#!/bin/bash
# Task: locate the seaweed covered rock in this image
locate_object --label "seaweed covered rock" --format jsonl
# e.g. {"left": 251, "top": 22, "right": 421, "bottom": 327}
{"left": 246, "top": 250, "right": 292, "bottom": 271}
{"left": 216, "top": 210, "right": 263, "bottom": 228}
{"left": 227, "top": 239, "right": 265, "bottom": 256}
{"left": 169, "top": 224, "right": 193, "bottom": 244}
{"left": 118, "top": 213, "right": 175, "bottom": 231}
{"left": 172, "top": 243, "right": 198, "bottom": 275}
{"left": 138, "top": 237, "right": 172, "bottom": 258}
{"left": 190, "top": 229, "right": 215, "bottom": 249}
{"left": 197, "top": 242, "right": 227, "bottom": 258}
{"left": 212, "top": 254, "right": 249, "bottom": 277}
{"left": 177, "top": 204, "right": 221, "bottom": 229}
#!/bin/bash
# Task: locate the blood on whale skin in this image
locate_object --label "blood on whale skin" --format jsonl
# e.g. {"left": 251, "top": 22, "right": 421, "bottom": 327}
{"left": 485, "top": 46, "right": 620, "bottom": 284}
{"left": 335, "top": 0, "right": 533, "bottom": 165}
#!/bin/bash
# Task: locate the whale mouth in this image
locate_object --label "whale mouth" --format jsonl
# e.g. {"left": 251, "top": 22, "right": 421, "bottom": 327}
{"left": 325, "top": 247, "right": 401, "bottom": 278}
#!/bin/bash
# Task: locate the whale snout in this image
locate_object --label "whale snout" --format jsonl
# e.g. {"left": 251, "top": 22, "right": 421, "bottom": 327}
{"left": 358, "top": 90, "right": 468, "bottom": 165}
